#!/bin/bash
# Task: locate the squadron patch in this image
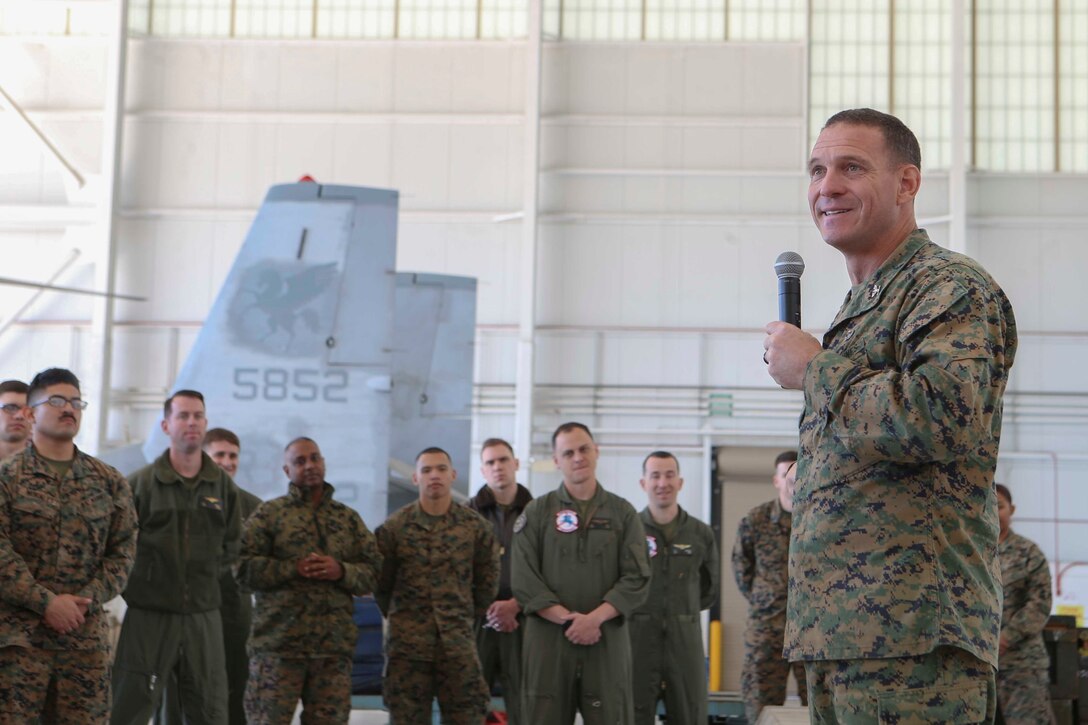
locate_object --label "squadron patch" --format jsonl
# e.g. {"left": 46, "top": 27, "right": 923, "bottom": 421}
{"left": 646, "top": 535, "right": 658, "bottom": 558}
{"left": 555, "top": 509, "right": 579, "bottom": 533}
{"left": 513, "top": 513, "right": 527, "bottom": 534}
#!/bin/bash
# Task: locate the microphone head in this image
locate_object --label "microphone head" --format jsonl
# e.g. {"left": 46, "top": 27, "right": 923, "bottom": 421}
{"left": 775, "top": 251, "right": 805, "bottom": 279}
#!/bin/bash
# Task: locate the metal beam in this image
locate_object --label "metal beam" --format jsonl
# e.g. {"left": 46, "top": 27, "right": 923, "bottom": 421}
{"left": 83, "top": 0, "right": 130, "bottom": 455}
{"left": 515, "top": 0, "right": 542, "bottom": 487}
{"left": 0, "top": 84, "right": 85, "bottom": 192}
{"left": 949, "top": 0, "right": 968, "bottom": 254}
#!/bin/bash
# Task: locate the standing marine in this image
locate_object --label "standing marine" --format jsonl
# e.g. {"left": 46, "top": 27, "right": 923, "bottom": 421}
{"left": 630, "top": 450, "right": 718, "bottom": 725}
{"left": 512, "top": 422, "right": 650, "bottom": 725}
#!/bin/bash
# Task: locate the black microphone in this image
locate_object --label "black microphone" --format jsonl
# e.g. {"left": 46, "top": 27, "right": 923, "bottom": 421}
{"left": 775, "top": 251, "right": 805, "bottom": 327}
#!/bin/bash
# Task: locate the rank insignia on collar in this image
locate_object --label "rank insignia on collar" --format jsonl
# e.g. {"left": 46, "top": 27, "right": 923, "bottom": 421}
{"left": 868, "top": 283, "right": 881, "bottom": 300}
{"left": 646, "top": 535, "right": 658, "bottom": 558}
{"left": 555, "top": 509, "right": 579, "bottom": 533}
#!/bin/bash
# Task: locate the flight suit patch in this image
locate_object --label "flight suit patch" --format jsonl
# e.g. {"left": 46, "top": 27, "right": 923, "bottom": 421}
{"left": 200, "top": 496, "right": 223, "bottom": 512}
{"left": 513, "top": 513, "right": 527, "bottom": 533}
{"left": 587, "top": 517, "right": 611, "bottom": 530}
{"left": 646, "top": 535, "right": 658, "bottom": 558}
{"left": 671, "top": 543, "right": 693, "bottom": 556}
{"left": 555, "top": 510, "right": 578, "bottom": 533}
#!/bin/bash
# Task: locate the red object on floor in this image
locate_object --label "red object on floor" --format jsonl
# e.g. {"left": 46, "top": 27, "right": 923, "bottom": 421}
{"left": 485, "top": 712, "right": 508, "bottom": 724}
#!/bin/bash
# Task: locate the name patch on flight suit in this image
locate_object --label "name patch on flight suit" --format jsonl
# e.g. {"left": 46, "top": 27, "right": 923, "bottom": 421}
{"left": 200, "top": 496, "right": 224, "bottom": 512}
{"left": 646, "top": 535, "right": 658, "bottom": 558}
{"left": 587, "top": 517, "right": 611, "bottom": 530}
{"left": 555, "top": 510, "right": 578, "bottom": 533}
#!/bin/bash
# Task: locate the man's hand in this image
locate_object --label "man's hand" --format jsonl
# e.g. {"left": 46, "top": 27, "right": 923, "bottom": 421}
{"left": 562, "top": 612, "right": 602, "bottom": 646}
{"left": 297, "top": 552, "right": 343, "bottom": 581}
{"left": 764, "top": 321, "right": 823, "bottom": 390}
{"left": 536, "top": 604, "right": 572, "bottom": 626}
{"left": 486, "top": 599, "right": 521, "bottom": 633}
{"left": 43, "top": 594, "right": 91, "bottom": 634}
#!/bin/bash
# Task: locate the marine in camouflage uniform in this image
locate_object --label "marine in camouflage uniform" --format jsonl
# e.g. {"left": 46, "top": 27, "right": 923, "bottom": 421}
{"left": 631, "top": 451, "right": 718, "bottom": 725}
{"left": 512, "top": 423, "right": 650, "bottom": 725}
{"left": 376, "top": 447, "right": 499, "bottom": 725}
{"left": 765, "top": 109, "right": 1017, "bottom": 722}
{"left": 731, "top": 451, "right": 807, "bottom": 724}
{"left": 235, "top": 437, "right": 381, "bottom": 725}
{"left": 0, "top": 368, "right": 138, "bottom": 724}
{"left": 995, "top": 484, "right": 1055, "bottom": 725}
{"left": 468, "top": 437, "right": 534, "bottom": 725}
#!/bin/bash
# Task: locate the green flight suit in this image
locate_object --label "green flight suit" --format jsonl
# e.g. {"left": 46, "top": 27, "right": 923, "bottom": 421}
{"left": 511, "top": 481, "right": 651, "bottom": 725}
{"left": 156, "top": 485, "right": 261, "bottom": 725}
{"left": 111, "top": 450, "right": 242, "bottom": 725}
{"left": 630, "top": 507, "right": 718, "bottom": 725}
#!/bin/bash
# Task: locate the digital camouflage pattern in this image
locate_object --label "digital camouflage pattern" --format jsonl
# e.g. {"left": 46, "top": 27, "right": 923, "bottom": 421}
{"left": 997, "top": 530, "right": 1054, "bottom": 724}
{"left": 996, "top": 667, "right": 1055, "bottom": 725}
{"left": 805, "top": 645, "right": 996, "bottom": 724}
{"left": 732, "top": 498, "right": 806, "bottom": 722}
{"left": 235, "top": 482, "right": 381, "bottom": 659}
{"left": 375, "top": 501, "right": 498, "bottom": 661}
{"left": 788, "top": 230, "right": 1017, "bottom": 667}
{"left": 382, "top": 653, "right": 489, "bottom": 725}
{"left": 376, "top": 501, "right": 498, "bottom": 723}
{"left": 244, "top": 653, "right": 352, "bottom": 725}
{"left": 0, "top": 646, "right": 112, "bottom": 722}
{"left": 511, "top": 481, "right": 651, "bottom": 725}
{"left": 0, "top": 444, "right": 137, "bottom": 653}
{"left": 998, "top": 530, "right": 1052, "bottom": 670}
{"left": 630, "top": 506, "right": 718, "bottom": 725}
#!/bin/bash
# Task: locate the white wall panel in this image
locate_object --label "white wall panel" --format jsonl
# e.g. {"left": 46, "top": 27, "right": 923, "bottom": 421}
{"left": 390, "top": 123, "right": 451, "bottom": 207}
{"left": 276, "top": 46, "right": 341, "bottom": 111}
{"left": 333, "top": 45, "right": 395, "bottom": 111}
{"left": 329, "top": 124, "right": 394, "bottom": 188}
{"left": 272, "top": 121, "right": 337, "bottom": 182}
{"left": 216, "top": 43, "right": 284, "bottom": 111}
{"left": 447, "top": 125, "right": 516, "bottom": 208}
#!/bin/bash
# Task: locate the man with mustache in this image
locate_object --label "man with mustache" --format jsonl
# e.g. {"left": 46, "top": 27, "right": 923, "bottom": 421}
{"left": 0, "top": 367, "right": 138, "bottom": 722}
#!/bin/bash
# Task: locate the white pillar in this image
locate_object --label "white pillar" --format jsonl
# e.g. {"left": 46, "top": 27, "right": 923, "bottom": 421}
{"left": 949, "top": 0, "right": 969, "bottom": 255}
{"left": 515, "top": 0, "right": 543, "bottom": 487}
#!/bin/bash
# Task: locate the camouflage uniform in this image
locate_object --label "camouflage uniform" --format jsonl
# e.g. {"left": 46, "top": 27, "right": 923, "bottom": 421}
{"left": 512, "top": 481, "right": 651, "bottom": 725}
{"left": 788, "top": 230, "right": 1017, "bottom": 722}
{"left": 467, "top": 482, "right": 533, "bottom": 725}
{"left": 731, "top": 498, "right": 807, "bottom": 723}
{"left": 235, "top": 481, "right": 381, "bottom": 725}
{"left": 0, "top": 444, "right": 137, "bottom": 724}
{"left": 111, "top": 450, "right": 242, "bottom": 725}
{"left": 375, "top": 501, "right": 499, "bottom": 725}
{"left": 631, "top": 506, "right": 718, "bottom": 725}
{"left": 157, "top": 486, "right": 262, "bottom": 725}
{"left": 997, "top": 530, "right": 1055, "bottom": 725}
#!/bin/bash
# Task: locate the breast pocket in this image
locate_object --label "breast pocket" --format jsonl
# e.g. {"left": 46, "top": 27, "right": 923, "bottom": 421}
{"left": 11, "top": 493, "right": 59, "bottom": 554}
{"left": 77, "top": 490, "right": 115, "bottom": 559}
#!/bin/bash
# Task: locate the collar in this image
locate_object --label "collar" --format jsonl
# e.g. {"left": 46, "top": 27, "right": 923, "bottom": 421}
{"left": 770, "top": 497, "right": 792, "bottom": 525}
{"left": 288, "top": 481, "right": 334, "bottom": 505}
{"left": 555, "top": 480, "right": 606, "bottom": 507}
{"left": 471, "top": 482, "right": 533, "bottom": 511}
{"left": 639, "top": 505, "right": 687, "bottom": 531}
{"left": 25, "top": 442, "right": 88, "bottom": 479}
{"left": 152, "top": 448, "right": 225, "bottom": 485}
{"left": 829, "top": 228, "right": 930, "bottom": 332}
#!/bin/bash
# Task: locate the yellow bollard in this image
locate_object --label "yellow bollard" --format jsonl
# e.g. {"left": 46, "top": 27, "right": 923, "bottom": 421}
{"left": 708, "top": 620, "right": 722, "bottom": 691}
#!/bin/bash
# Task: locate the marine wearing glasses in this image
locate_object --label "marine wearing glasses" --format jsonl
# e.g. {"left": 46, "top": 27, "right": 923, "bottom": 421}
{"left": 29, "top": 395, "right": 90, "bottom": 410}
